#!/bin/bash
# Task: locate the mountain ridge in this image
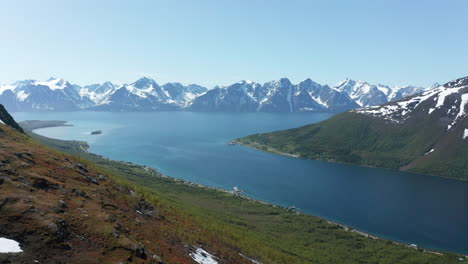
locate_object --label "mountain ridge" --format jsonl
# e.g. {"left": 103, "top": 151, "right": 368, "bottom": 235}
{"left": 0, "top": 77, "right": 432, "bottom": 112}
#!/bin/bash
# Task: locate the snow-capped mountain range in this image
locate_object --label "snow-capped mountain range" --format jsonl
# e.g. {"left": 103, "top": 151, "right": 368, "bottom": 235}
{"left": 0, "top": 76, "right": 435, "bottom": 112}
{"left": 354, "top": 76, "right": 468, "bottom": 132}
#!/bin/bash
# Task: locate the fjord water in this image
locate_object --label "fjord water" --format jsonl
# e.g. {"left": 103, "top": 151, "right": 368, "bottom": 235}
{"left": 13, "top": 111, "right": 468, "bottom": 254}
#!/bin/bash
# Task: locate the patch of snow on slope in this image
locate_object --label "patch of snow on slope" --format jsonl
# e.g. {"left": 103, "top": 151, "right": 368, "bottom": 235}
{"left": 448, "top": 93, "right": 468, "bottom": 129}
{"left": 0, "top": 119, "right": 4, "bottom": 124}
{"left": 376, "top": 84, "right": 391, "bottom": 96}
{"left": 310, "top": 92, "right": 328, "bottom": 107}
{"left": 455, "top": 93, "right": 468, "bottom": 121}
{"left": 16, "top": 90, "right": 29, "bottom": 102}
{"left": 464, "top": 129, "right": 468, "bottom": 140}
{"left": 287, "top": 85, "right": 293, "bottom": 112}
{"left": 0, "top": 237, "right": 22, "bottom": 253}
{"left": 34, "top": 78, "right": 67, "bottom": 90}
{"left": 424, "top": 149, "right": 435, "bottom": 155}
{"left": 124, "top": 84, "right": 153, "bottom": 98}
{"left": 190, "top": 248, "right": 218, "bottom": 264}
{"left": 435, "top": 88, "right": 459, "bottom": 108}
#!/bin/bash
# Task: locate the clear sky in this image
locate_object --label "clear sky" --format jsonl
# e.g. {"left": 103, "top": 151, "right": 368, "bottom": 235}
{"left": 1, "top": 0, "right": 467, "bottom": 88}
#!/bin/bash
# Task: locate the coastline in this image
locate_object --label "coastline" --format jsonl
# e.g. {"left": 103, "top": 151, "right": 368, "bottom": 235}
{"left": 231, "top": 140, "right": 468, "bottom": 182}
{"left": 73, "top": 144, "right": 467, "bottom": 257}
{"left": 22, "top": 121, "right": 466, "bottom": 256}
{"left": 18, "top": 120, "right": 73, "bottom": 131}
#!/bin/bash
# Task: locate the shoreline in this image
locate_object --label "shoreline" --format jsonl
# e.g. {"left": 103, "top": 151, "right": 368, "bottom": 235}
{"left": 231, "top": 140, "right": 468, "bottom": 182}
{"left": 25, "top": 122, "right": 466, "bottom": 256}
{"left": 77, "top": 144, "right": 468, "bottom": 257}
{"left": 18, "top": 120, "right": 73, "bottom": 131}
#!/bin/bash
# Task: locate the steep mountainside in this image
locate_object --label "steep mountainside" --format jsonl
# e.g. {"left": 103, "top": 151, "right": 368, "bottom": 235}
{"left": 0, "top": 106, "right": 461, "bottom": 263}
{"left": 0, "top": 104, "right": 24, "bottom": 133}
{"left": 237, "top": 76, "right": 468, "bottom": 179}
{"left": 0, "top": 77, "right": 429, "bottom": 113}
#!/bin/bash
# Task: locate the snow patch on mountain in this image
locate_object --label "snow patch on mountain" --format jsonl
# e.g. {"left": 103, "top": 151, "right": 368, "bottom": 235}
{"left": 424, "top": 149, "right": 435, "bottom": 155}
{"left": 190, "top": 248, "right": 218, "bottom": 264}
{"left": 464, "top": 129, "right": 468, "bottom": 140}
{"left": 450, "top": 93, "right": 468, "bottom": 129}
{"left": 354, "top": 78, "right": 468, "bottom": 126}
{"left": 16, "top": 90, "right": 29, "bottom": 101}
{"left": 34, "top": 78, "right": 68, "bottom": 90}
{"left": 0, "top": 237, "right": 22, "bottom": 253}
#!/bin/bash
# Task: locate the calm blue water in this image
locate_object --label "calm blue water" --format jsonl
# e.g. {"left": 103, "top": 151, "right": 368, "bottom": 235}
{"left": 13, "top": 111, "right": 468, "bottom": 254}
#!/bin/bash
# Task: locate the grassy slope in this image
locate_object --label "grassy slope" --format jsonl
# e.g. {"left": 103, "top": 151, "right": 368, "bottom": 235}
{"left": 236, "top": 112, "right": 468, "bottom": 179}
{"left": 19, "top": 125, "right": 463, "bottom": 263}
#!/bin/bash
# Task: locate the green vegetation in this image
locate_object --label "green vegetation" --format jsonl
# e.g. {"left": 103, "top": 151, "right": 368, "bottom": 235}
{"left": 236, "top": 112, "right": 468, "bottom": 180}
{"left": 20, "top": 125, "right": 464, "bottom": 263}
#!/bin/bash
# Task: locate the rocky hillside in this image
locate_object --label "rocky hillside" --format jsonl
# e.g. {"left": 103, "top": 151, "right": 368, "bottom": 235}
{"left": 0, "top": 114, "right": 202, "bottom": 263}
{"left": 236, "top": 76, "right": 468, "bottom": 179}
{"left": 0, "top": 77, "right": 431, "bottom": 113}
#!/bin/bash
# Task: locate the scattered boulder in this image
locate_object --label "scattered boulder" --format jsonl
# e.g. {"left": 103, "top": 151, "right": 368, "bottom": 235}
{"left": 15, "top": 152, "right": 35, "bottom": 164}
{"left": 105, "top": 216, "right": 116, "bottom": 223}
{"left": 75, "top": 164, "right": 88, "bottom": 173}
{"left": 112, "top": 223, "right": 123, "bottom": 238}
{"left": 135, "top": 198, "right": 156, "bottom": 218}
{"left": 53, "top": 200, "right": 68, "bottom": 214}
{"left": 72, "top": 189, "right": 90, "bottom": 199}
{"left": 134, "top": 246, "right": 147, "bottom": 260}
{"left": 151, "top": 254, "right": 164, "bottom": 264}
{"left": 47, "top": 219, "right": 69, "bottom": 243}
{"left": 74, "top": 164, "right": 89, "bottom": 176}
{"left": 32, "top": 178, "right": 58, "bottom": 190}
{"left": 58, "top": 200, "right": 67, "bottom": 209}
{"left": 83, "top": 176, "right": 99, "bottom": 185}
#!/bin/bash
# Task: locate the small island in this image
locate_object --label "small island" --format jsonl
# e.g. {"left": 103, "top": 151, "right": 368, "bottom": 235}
{"left": 90, "top": 130, "right": 102, "bottom": 135}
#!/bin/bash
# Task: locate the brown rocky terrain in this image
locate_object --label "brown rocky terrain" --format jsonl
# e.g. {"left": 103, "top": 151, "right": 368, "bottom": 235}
{"left": 0, "top": 110, "right": 228, "bottom": 263}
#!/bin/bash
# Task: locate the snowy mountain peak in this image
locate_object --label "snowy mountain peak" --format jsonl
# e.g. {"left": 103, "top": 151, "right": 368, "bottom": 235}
{"left": 132, "top": 77, "right": 158, "bottom": 89}
{"left": 430, "top": 82, "right": 441, "bottom": 89}
{"left": 278, "top": 77, "right": 292, "bottom": 85}
{"left": 444, "top": 76, "right": 468, "bottom": 88}
{"left": 334, "top": 79, "right": 357, "bottom": 92}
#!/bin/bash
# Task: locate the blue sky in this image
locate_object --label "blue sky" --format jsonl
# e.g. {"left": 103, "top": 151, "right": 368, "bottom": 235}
{"left": 1, "top": 0, "right": 467, "bottom": 88}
